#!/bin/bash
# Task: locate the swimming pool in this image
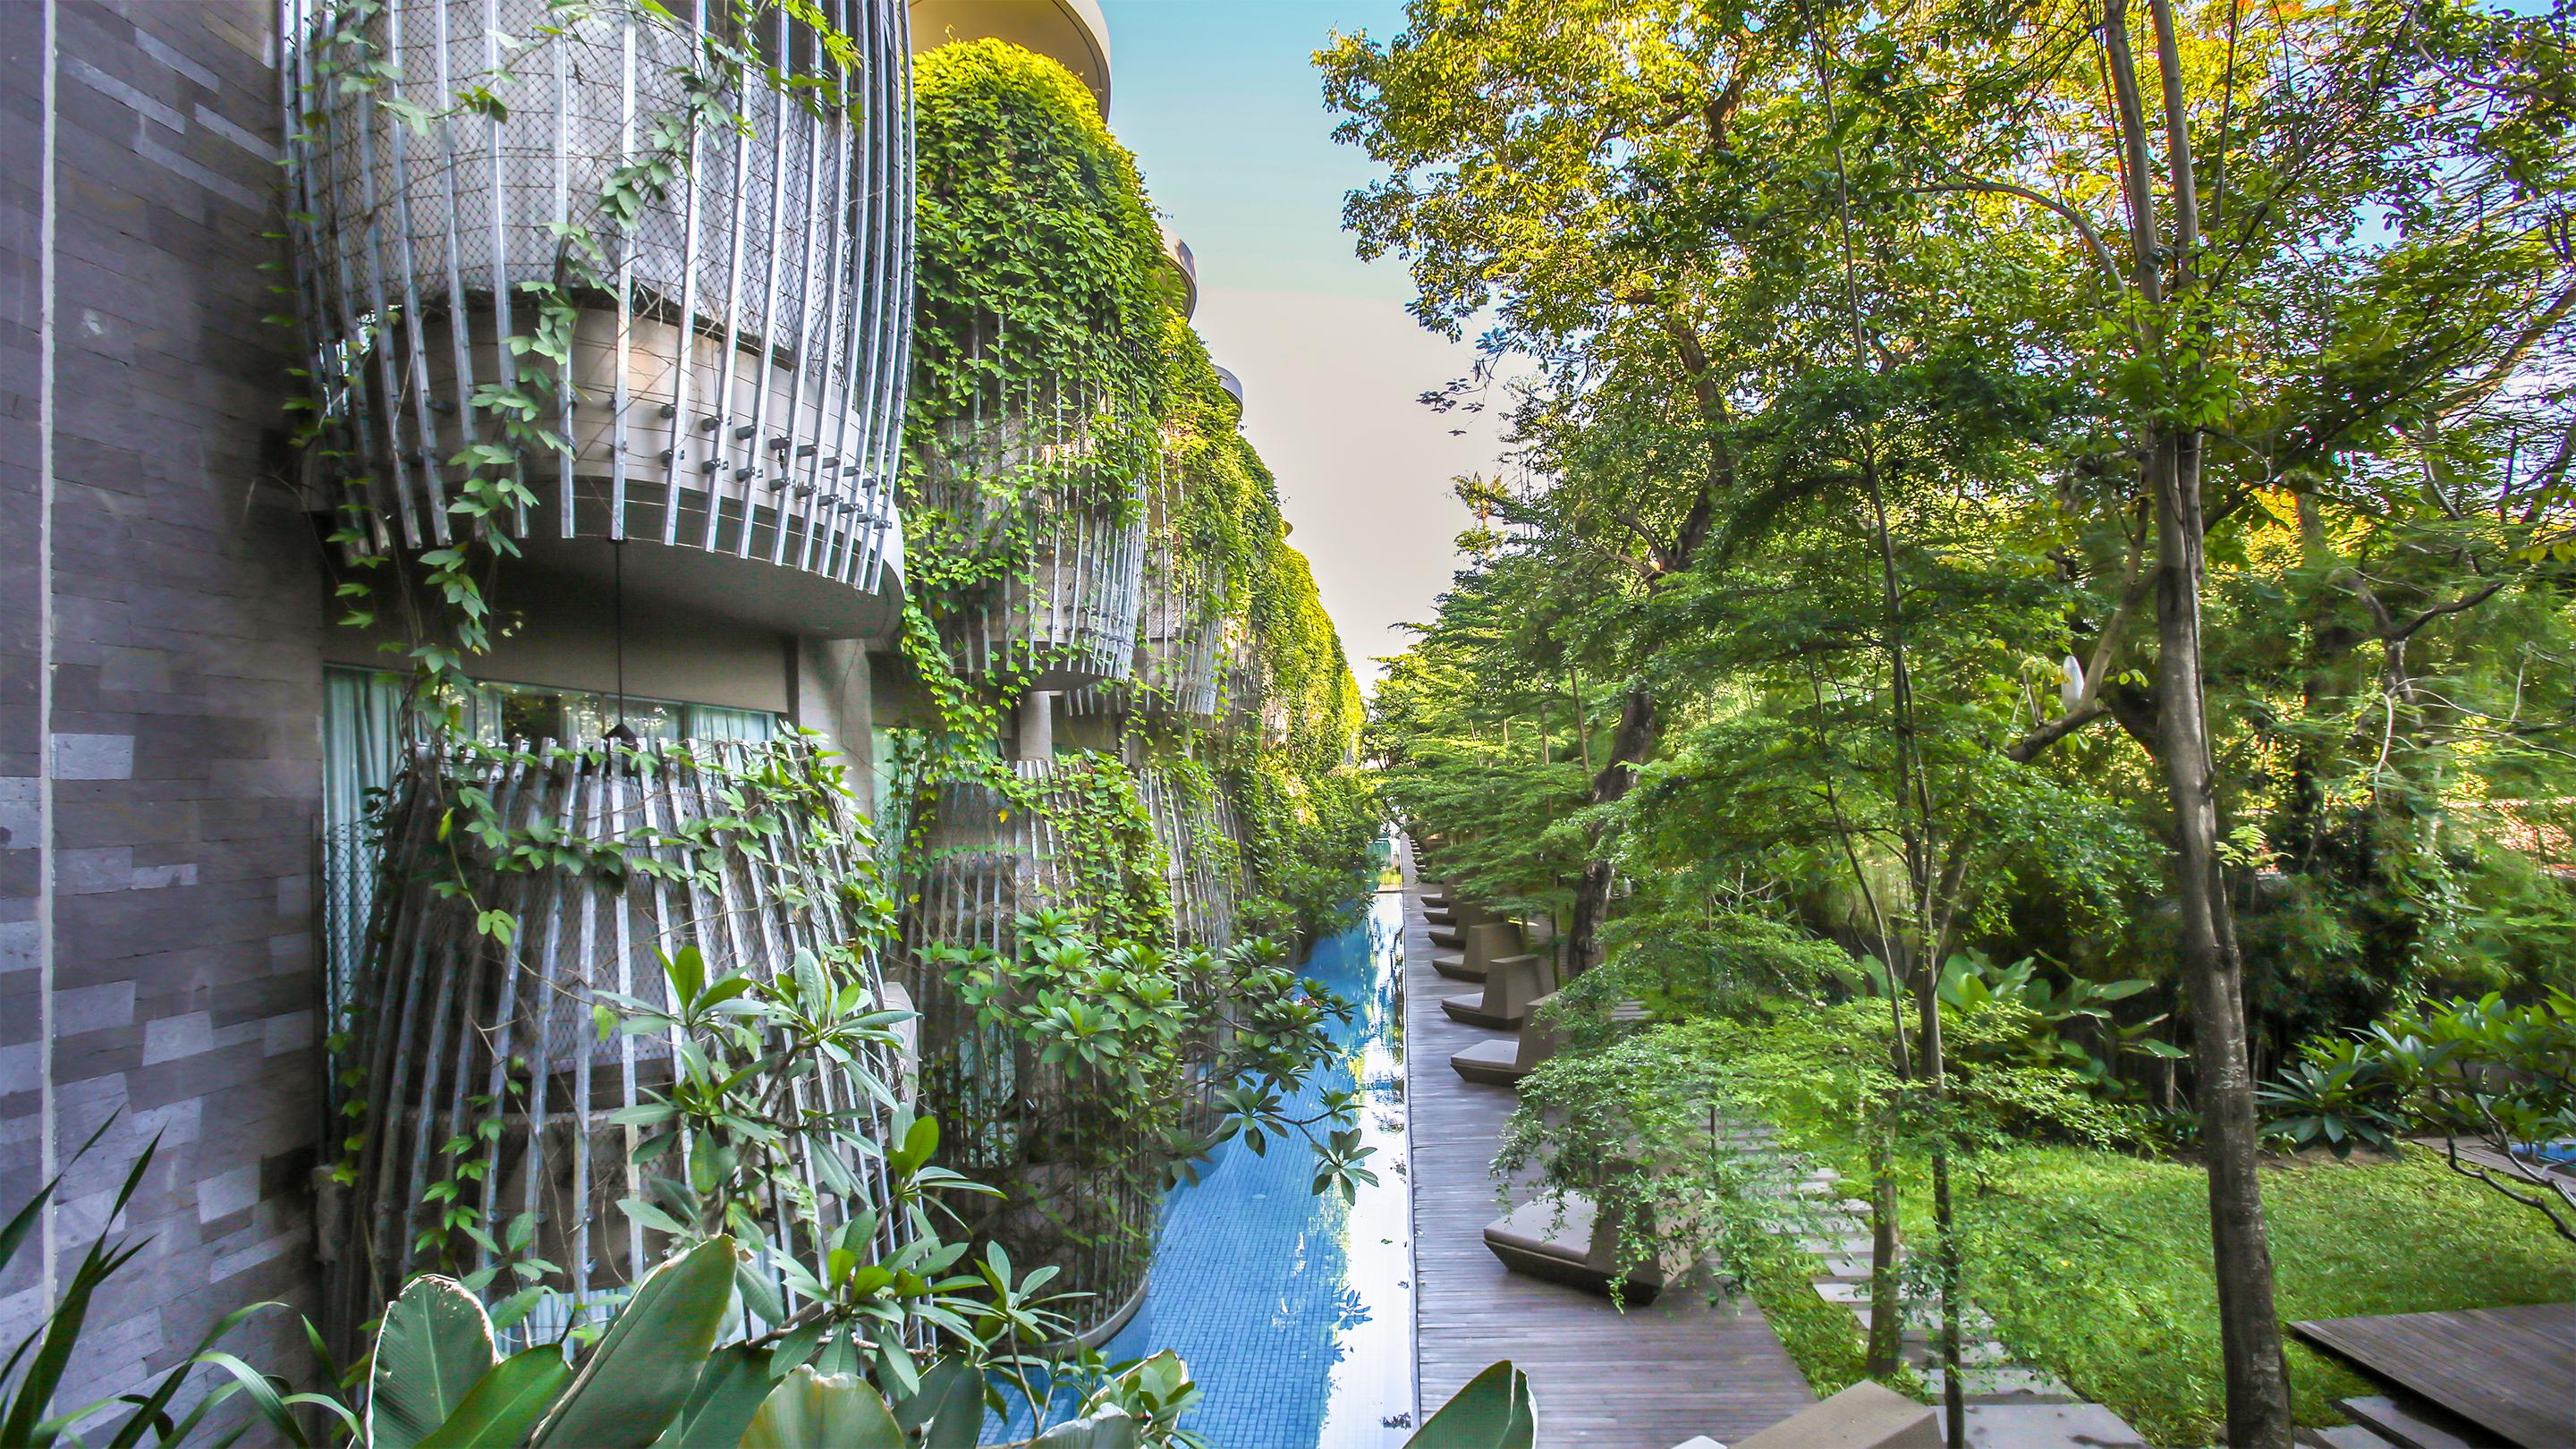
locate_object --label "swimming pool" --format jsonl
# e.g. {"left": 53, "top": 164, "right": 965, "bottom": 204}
{"left": 1095, "top": 889, "right": 1417, "bottom": 1446}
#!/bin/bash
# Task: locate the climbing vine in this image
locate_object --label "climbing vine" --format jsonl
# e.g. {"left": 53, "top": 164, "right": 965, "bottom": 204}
{"left": 290, "top": 0, "right": 864, "bottom": 730}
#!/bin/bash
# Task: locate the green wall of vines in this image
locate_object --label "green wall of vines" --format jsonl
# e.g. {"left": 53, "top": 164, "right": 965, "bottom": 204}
{"left": 895, "top": 37, "right": 1374, "bottom": 954}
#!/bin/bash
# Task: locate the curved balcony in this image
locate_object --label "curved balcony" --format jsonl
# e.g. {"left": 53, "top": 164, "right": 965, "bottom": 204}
{"left": 321, "top": 736, "right": 906, "bottom": 1345}
{"left": 898, "top": 758, "right": 1161, "bottom": 1342}
{"left": 284, "top": 0, "right": 913, "bottom": 635}
{"left": 1161, "top": 226, "right": 1199, "bottom": 319}
{"left": 911, "top": 371, "right": 1149, "bottom": 689}
{"left": 908, "top": 0, "right": 1112, "bottom": 114}
{"left": 1138, "top": 760, "right": 1243, "bottom": 950}
{"left": 1062, "top": 449, "right": 1224, "bottom": 718}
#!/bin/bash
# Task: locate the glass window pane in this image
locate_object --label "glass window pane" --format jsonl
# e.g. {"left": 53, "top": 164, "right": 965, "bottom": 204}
{"left": 568, "top": 692, "right": 678, "bottom": 741}
{"left": 682, "top": 704, "right": 780, "bottom": 743}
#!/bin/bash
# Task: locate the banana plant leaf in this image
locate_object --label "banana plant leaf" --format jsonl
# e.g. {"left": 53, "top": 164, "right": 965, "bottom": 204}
{"left": 529, "top": 1236, "right": 740, "bottom": 1449}
{"left": 368, "top": 1277, "right": 497, "bottom": 1449}
{"left": 1405, "top": 1361, "right": 1535, "bottom": 1449}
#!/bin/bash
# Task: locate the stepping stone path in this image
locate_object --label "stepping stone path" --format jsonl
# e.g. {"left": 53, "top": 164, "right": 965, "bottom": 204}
{"left": 1720, "top": 1123, "right": 2155, "bottom": 1445}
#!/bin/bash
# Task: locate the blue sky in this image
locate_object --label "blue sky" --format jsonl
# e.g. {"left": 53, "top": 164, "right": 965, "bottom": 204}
{"left": 1096, "top": 0, "right": 1504, "bottom": 686}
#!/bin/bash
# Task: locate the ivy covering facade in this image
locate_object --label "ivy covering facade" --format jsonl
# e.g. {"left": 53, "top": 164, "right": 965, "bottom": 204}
{"left": 889, "top": 38, "right": 1379, "bottom": 1339}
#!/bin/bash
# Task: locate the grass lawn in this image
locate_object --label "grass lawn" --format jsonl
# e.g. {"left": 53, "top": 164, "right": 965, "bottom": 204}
{"left": 1931, "top": 1147, "right": 2576, "bottom": 1445}
{"left": 1736, "top": 1224, "right": 1877, "bottom": 1399}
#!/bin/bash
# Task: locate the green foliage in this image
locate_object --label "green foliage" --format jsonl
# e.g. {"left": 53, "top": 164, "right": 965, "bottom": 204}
{"left": 332, "top": 1244, "right": 1529, "bottom": 1449}
{"left": 343, "top": 1239, "right": 1190, "bottom": 1449}
{"left": 2353, "top": 989, "right": 2576, "bottom": 1241}
{"left": 365, "top": 1278, "right": 493, "bottom": 1449}
{"left": 909, "top": 39, "right": 1167, "bottom": 427}
{"left": 898, "top": 35, "right": 1376, "bottom": 959}
{"left": 734, "top": 1368, "right": 908, "bottom": 1449}
{"left": 930, "top": 911, "right": 1372, "bottom": 1266}
{"left": 1934, "top": 953, "right": 2182, "bottom": 1093}
{"left": 1401, "top": 1361, "right": 1533, "bottom": 1449}
{"left": 1941, "top": 1149, "right": 2576, "bottom": 1445}
{"left": 0, "top": 1127, "right": 352, "bottom": 1449}
{"left": 526, "top": 1238, "right": 740, "bottom": 1448}
{"left": 2256, "top": 1039, "right": 2407, "bottom": 1160}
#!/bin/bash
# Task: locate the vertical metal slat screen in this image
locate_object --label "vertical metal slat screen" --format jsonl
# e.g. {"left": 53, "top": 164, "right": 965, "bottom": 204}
{"left": 280, "top": 0, "right": 911, "bottom": 595}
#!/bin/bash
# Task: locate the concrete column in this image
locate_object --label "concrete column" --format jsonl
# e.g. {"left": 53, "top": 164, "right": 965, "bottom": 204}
{"left": 796, "top": 639, "right": 875, "bottom": 813}
{"left": 1014, "top": 691, "right": 1055, "bottom": 761}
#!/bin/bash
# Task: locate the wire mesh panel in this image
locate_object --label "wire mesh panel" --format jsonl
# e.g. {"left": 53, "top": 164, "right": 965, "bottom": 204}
{"left": 321, "top": 736, "right": 906, "bottom": 1349}
{"left": 282, "top": 0, "right": 913, "bottom": 594}
{"left": 908, "top": 319, "right": 1149, "bottom": 691}
{"left": 895, "top": 758, "right": 1164, "bottom": 1342}
{"left": 1065, "top": 452, "right": 1224, "bottom": 719}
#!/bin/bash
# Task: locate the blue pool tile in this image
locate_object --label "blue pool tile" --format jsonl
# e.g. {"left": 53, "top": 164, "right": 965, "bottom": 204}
{"left": 996, "top": 894, "right": 1415, "bottom": 1448}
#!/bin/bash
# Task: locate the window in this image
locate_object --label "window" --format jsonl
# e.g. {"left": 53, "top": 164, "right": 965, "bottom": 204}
{"left": 318, "top": 668, "right": 786, "bottom": 1021}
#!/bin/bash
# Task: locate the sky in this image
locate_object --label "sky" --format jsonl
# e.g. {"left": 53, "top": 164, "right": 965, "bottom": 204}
{"left": 1094, "top": 0, "right": 1508, "bottom": 689}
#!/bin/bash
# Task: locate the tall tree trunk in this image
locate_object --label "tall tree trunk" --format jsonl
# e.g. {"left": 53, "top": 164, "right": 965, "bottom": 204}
{"left": 2104, "top": 1, "right": 2294, "bottom": 1437}
{"left": 2152, "top": 429, "right": 2294, "bottom": 1449}
{"left": 1865, "top": 1129, "right": 1904, "bottom": 1377}
{"left": 1566, "top": 682, "right": 1658, "bottom": 971}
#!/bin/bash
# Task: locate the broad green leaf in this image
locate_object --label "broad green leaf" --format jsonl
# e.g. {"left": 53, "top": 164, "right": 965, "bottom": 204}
{"left": 1404, "top": 1361, "right": 1534, "bottom": 1449}
{"left": 650, "top": 1343, "right": 774, "bottom": 1448}
{"left": 529, "top": 1236, "right": 739, "bottom": 1448}
{"left": 417, "top": 1345, "right": 571, "bottom": 1449}
{"left": 368, "top": 1276, "right": 497, "bottom": 1449}
{"left": 1026, "top": 1408, "right": 1141, "bottom": 1448}
{"left": 899, "top": 1357, "right": 985, "bottom": 1449}
{"left": 736, "top": 1368, "right": 906, "bottom": 1449}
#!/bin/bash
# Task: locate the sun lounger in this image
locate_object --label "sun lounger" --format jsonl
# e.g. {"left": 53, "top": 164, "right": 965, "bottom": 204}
{"left": 1442, "top": 951, "right": 1556, "bottom": 1029}
{"left": 1481, "top": 1194, "right": 1681, "bottom": 1303}
{"left": 1451, "top": 1004, "right": 1560, "bottom": 1084}
{"left": 1434, "top": 921, "right": 1523, "bottom": 982}
{"left": 1452, "top": 994, "right": 1650, "bottom": 1085}
{"left": 1730, "top": 1382, "right": 1937, "bottom": 1449}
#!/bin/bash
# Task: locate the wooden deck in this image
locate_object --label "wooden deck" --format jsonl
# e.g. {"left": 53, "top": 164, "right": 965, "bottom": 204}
{"left": 1402, "top": 852, "right": 1816, "bottom": 1447}
{"left": 2291, "top": 1302, "right": 2576, "bottom": 1447}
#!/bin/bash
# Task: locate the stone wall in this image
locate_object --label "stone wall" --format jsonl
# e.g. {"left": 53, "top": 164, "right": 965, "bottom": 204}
{"left": 0, "top": 0, "right": 325, "bottom": 1418}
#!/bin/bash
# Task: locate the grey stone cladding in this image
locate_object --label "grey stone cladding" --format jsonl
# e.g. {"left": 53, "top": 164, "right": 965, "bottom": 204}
{"left": 0, "top": 0, "right": 326, "bottom": 1428}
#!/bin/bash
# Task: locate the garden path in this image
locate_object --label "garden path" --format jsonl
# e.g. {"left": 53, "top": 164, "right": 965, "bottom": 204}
{"left": 1400, "top": 845, "right": 1817, "bottom": 1448}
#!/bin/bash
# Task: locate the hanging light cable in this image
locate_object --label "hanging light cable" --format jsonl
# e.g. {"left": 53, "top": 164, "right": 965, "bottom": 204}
{"left": 606, "top": 538, "right": 637, "bottom": 746}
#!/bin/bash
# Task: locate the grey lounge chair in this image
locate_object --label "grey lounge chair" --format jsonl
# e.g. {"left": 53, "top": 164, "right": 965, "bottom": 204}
{"left": 1481, "top": 1194, "right": 1682, "bottom": 1303}
{"left": 1452, "top": 994, "right": 1562, "bottom": 1084}
{"left": 1441, "top": 951, "right": 1556, "bottom": 1029}
{"left": 1453, "top": 994, "right": 1650, "bottom": 1084}
{"left": 1433, "top": 920, "right": 1523, "bottom": 983}
{"left": 1429, "top": 899, "right": 1489, "bottom": 948}
{"left": 1432, "top": 897, "right": 1494, "bottom": 953}
{"left": 1730, "top": 1382, "right": 1936, "bottom": 1449}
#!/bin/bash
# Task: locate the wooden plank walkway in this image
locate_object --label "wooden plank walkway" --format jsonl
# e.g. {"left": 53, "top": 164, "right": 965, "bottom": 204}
{"left": 2291, "top": 1302, "right": 2576, "bottom": 1448}
{"left": 1402, "top": 848, "right": 1816, "bottom": 1447}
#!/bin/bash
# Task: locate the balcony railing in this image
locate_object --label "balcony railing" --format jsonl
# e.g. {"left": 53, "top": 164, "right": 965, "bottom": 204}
{"left": 319, "top": 735, "right": 906, "bottom": 1348}
{"left": 896, "top": 758, "right": 1162, "bottom": 1341}
{"left": 1138, "top": 759, "right": 1243, "bottom": 950}
{"left": 283, "top": 0, "right": 913, "bottom": 613}
{"left": 1065, "top": 453, "right": 1224, "bottom": 718}
{"left": 910, "top": 335, "right": 1149, "bottom": 689}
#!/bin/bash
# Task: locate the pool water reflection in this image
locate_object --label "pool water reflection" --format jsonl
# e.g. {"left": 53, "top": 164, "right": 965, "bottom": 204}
{"left": 1097, "top": 890, "right": 1416, "bottom": 1447}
